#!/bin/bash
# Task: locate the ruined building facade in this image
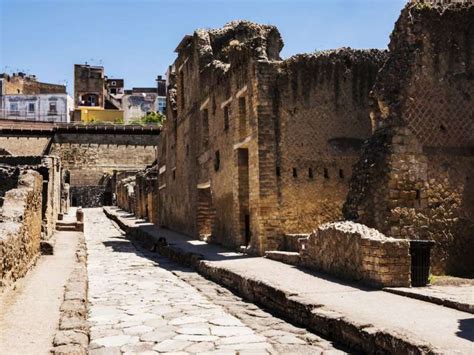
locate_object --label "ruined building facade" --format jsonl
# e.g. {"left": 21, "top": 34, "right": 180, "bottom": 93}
{"left": 155, "top": 22, "right": 386, "bottom": 254}
{"left": 344, "top": 1, "right": 474, "bottom": 276}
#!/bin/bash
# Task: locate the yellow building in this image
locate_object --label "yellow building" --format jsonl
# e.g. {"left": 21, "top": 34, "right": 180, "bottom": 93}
{"left": 73, "top": 107, "right": 124, "bottom": 123}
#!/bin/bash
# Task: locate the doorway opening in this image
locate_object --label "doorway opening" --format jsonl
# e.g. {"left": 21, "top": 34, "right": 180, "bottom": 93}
{"left": 238, "top": 148, "right": 250, "bottom": 246}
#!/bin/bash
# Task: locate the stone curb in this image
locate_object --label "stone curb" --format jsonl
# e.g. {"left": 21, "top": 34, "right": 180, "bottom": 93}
{"left": 384, "top": 287, "right": 474, "bottom": 315}
{"left": 50, "top": 232, "right": 89, "bottom": 355}
{"left": 103, "top": 207, "right": 441, "bottom": 355}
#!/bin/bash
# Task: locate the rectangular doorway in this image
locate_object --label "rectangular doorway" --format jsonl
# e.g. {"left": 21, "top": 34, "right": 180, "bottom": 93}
{"left": 238, "top": 148, "right": 250, "bottom": 246}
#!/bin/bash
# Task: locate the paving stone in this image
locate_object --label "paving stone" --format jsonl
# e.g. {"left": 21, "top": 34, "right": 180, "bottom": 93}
{"left": 140, "top": 331, "right": 176, "bottom": 343}
{"left": 217, "top": 334, "right": 267, "bottom": 345}
{"left": 176, "top": 325, "right": 211, "bottom": 335}
{"left": 120, "top": 342, "right": 155, "bottom": 353}
{"left": 185, "top": 341, "right": 216, "bottom": 353}
{"left": 152, "top": 339, "right": 193, "bottom": 352}
{"left": 90, "top": 335, "right": 139, "bottom": 348}
{"left": 209, "top": 316, "right": 243, "bottom": 326}
{"left": 174, "top": 334, "right": 219, "bottom": 342}
{"left": 210, "top": 325, "right": 254, "bottom": 337}
{"left": 168, "top": 316, "right": 207, "bottom": 325}
{"left": 123, "top": 325, "right": 154, "bottom": 335}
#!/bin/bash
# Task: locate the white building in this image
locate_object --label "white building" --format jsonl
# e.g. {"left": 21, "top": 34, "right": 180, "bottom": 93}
{"left": 1, "top": 94, "right": 74, "bottom": 123}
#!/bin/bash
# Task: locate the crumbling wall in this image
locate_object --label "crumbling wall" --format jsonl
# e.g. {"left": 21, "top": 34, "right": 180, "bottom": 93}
{"left": 0, "top": 155, "right": 62, "bottom": 240}
{"left": 275, "top": 49, "right": 386, "bottom": 235}
{"left": 116, "top": 177, "right": 136, "bottom": 214}
{"left": 299, "top": 221, "right": 411, "bottom": 287}
{"left": 344, "top": 1, "right": 474, "bottom": 276}
{"left": 0, "top": 168, "right": 43, "bottom": 288}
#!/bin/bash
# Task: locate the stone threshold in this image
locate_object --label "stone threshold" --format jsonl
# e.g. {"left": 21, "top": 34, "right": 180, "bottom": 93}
{"left": 102, "top": 207, "right": 454, "bottom": 354}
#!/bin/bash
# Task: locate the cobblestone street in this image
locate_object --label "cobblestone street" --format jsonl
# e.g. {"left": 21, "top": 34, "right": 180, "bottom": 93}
{"left": 85, "top": 208, "right": 343, "bottom": 354}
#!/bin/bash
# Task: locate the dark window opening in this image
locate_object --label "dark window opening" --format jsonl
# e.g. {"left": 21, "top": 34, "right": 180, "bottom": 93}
{"left": 440, "top": 124, "right": 447, "bottom": 133}
{"left": 186, "top": 144, "right": 189, "bottom": 156}
{"left": 324, "top": 168, "right": 329, "bottom": 179}
{"left": 48, "top": 102, "right": 57, "bottom": 115}
{"left": 224, "top": 106, "right": 230, "bottom": 131}
{"left": 415, "top": 189, "right": 421, "bottom": 200}
{"left": 308, "top": 168, "right": 313, "bottom": 179}
{"left": 339, "top": 169, "right": 344, "bottom": 179}
{"left": 28, "top": 103, "right": 35, "bottom": 113}
{"left": 214, "top": 150, "right": 220, "bottom": 171}
{"left": 180, "top": 72, "right": 185, "bottom": 110}
{"left": 293, "top": 168, "right": 297, "bottom": 178}
{"left": 276, "top": 166, "right": 281, "bottom": 177}
{"left": 172, "top": 170, "right": 176, "bottom": 180}
{"left": 202, "top": 109, "right": 209, "bottom": 148}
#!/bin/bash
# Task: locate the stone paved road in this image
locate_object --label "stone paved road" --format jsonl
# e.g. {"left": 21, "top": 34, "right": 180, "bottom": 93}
{"left": 85, "top": 208, "right": 344, "bottom": 354}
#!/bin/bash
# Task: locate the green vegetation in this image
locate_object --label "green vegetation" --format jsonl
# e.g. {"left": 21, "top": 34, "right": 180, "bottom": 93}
{"left": 129, "top": 112, "right": 166, "bottom": 126}
{"left": 83, "top": 112, "right": 166, "bottom": 127}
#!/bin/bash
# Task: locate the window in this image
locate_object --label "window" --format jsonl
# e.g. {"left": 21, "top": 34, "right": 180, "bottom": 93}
{"left": 10, "top": 102, "right": 19, "bottom": 115}
{"left": 239, "top": 97, "right": 247, "bottom": 137}
{"left": 49, "top": 101, "right": 57, "bottom": 115}
{"left": 28, "top": 103, "right": 35, "bottom": 113}
{"left": 308, "top": 168, "right": 314, "bottom": 179}
{"left": 324, "top": 168, "right": 329, "bottom": 179}
{"left": 202, "top": 109, "right": 209, "bottom": 148}
{"left": 224, "top": 106, "right": 230, "bottom": 131}
{"left": 214, "top": 150, "right": 220, "bottom": 171}
{"left": 87, "top": 95, "right": 96, "bottom": 106}
{"left": 339, "top": 169, "right": 344, "bottom": 179}
{"left": 293, "top": 168, "right": 298, "bottom": 178}
{"left": 276, "top": 166, "right": 281, "bottom": 177}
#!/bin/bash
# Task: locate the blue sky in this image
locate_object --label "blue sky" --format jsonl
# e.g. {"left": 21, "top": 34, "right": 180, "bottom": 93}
{"left": 0, "top": 0, "right": 406, "bottom": 94}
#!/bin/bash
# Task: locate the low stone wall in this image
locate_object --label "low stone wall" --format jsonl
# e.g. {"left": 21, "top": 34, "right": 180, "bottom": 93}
{"left": 115, "top": 168, "right": 159, "bottom": 224}
{"left": 0, "top": 169, "right": 43, "bottom": 287}
{"left": 116, "top": 177, "right": 136, "bottom": 213}
{"left": 299, "top": 222, "right": 411, "bottom": 287}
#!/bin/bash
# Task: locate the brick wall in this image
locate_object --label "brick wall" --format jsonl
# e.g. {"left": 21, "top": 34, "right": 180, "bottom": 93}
{"left": 299, "top": 221, "right": 411, "bottom": 287}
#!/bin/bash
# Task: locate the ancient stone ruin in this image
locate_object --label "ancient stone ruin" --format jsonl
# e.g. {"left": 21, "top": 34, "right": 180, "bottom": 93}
{"left": 114, "top": 0, "right": 473, "bottom": 283}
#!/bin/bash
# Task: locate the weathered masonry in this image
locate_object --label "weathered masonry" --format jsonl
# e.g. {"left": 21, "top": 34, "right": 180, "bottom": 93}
{"left": 154, "top": 21, "right": 386, "bottom": 254}
{"left": 344, "top": 0, "right": 474, "bottom": 276}
{"left": 0, "top": 122, "right": 159, "bottom": 207}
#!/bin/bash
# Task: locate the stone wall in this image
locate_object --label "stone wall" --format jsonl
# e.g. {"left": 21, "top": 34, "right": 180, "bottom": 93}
{"left": 49, "top": 133, "right": 157, "bottom": 207}
{"left": 0, "top": 136, "right": 50, "bottom": 156}
{"left": 0, "top": 155, "right": 63, "bottom": 241}
{"left": 274, "top": 49, "right": 386, "bottom": 234}
{"left": 299, "top": 222, "right": 411, "bottom": 287}
{"left": 115, "top": 168, "right": 159, "bottom": 224}
{"left": 0, "top": 168, "right": 43, "bottom": 288}
{"left": 344, "top": 1, "right": 474, "bottom": 276}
